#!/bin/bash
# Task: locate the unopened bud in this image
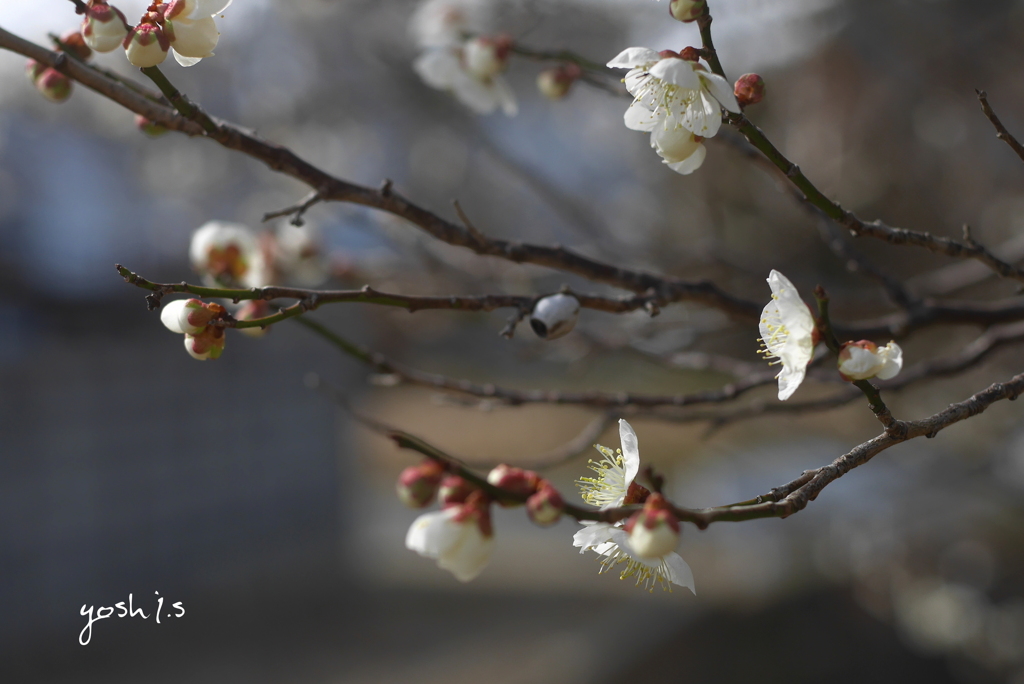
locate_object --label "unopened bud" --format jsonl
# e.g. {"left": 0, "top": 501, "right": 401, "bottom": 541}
{"left": 135, "top": 114, "right": 169, "bottom": 137}
{"left": 487, "top": 464, "right": 540, "bottom": 505}
{"left": 35, "top": 68, "right": 73, "bottom": 103}
{"left": 734, "top": 73, "right": 765, "bottom": 107}
{"left": 161, "top": 298, "right": 224, "bottom": 334}
{"left": 438, "top": 475, "right": 475, "bottom": 506}
{"left": 679, "top": 46, "right": 702, "bottom": 62}
{"left": 529, "top": 294, "right": 580, "bottom": 340}
{"left": 396, "top": 460, "right": 446, "bottom": 508}
{"left": 536, "top": 63, "right": 581, "bottom": 100}
{"left": 669, "top": 0, "right": 706, "bottom": 22}
{"left": 235, "top": 300, "right": 272, "bottom": 338}
{"left": 452, "top": 490, "right": 494, "bottom": 538}
{"left": 526, "top": 482, "right": 564, "bottom": 526}
{"left": 837, "top": 340, "right": 903, "bottom": 381}
{"left": 463, "top": 35, "right": 512, "bottom": 80}
{"left": 625, "top": 493, "right": 680, "bottom": 559}
{"left": 81, "top": 1, "right": 131, "bottom": 53}
{"left": 59, "top": 30, "right": 93, "bottom": 60}
{"left": 25, "top": 60, "right": 46, "bottom": 84}
{"left": 124, "top": 20, "right": 170, "bottom": 68}
{"left": 184, "top": 325, "right": 225, "bottom": 361}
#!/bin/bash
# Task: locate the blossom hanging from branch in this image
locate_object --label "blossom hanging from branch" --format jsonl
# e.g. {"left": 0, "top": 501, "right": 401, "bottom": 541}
{"left": 608, "top": 47, "right": 740, "bottom": 174}
{"left": 574, "top": 420, "right": 695, "bottom": 593}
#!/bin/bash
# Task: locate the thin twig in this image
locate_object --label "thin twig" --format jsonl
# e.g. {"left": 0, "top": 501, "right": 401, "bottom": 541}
{"left": 977, "top": 90, "right": 1024, "bottom": 164}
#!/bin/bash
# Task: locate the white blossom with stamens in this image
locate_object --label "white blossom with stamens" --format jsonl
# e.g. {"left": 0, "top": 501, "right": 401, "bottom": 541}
{"left": 759, "top": 269, "right": 818, "bottom": 400}
{"left": 573, "top": 419, "right": 695, "bottom": 593}
{"left": 608, "top": 47, "right": 740, "bottom": 139}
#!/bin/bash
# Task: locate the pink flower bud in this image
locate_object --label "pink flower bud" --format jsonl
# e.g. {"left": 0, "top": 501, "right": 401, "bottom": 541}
{"left": 35, "top": 68, "right": 73, "bottom": 103}
{"left": 60, "top": 30, "right": 93, "bottom": 60}
{"left": 124, "top": 18, "right": 170, "bottom": 68}
{"left": 526, "top": 482, "right": 564, "bottom": 527}
{"left": 463, "top": 35, "right": 512, "bottom": 80}
{"left": 536, "top": 63, "right": 581, "bottom": 101}
{"left": 679, "top": 46, "right": 702, "bottom": 62}
{"left": 396, "top": 460, "right": 446, "bottom": 509}
{"left": 25, "top": 60, "right": 46, "bottom": 84}
{"left": 669, "top": 0, "right": 706, "bottom": 23}
{"left": 135, "top": 114, "right": 169, "bottom": 137}
{"left": 486, "top": 464, "right": 540, "bottom": 506}
{"left": 452, "top": 490, "right": 494, "bottom": 538}
{"left": 184, "top": 324, "right": 225, "bottom": 361}
{"left": 625, "top": 493, "right": 680, "bottom": 559}
{"left": 438, "top": 475, "right": 476, "bottom": 506}
{"left": 178, "top": 298, "right": 219, "bottom": 334}
{"left": 734, "top": 73, "right": 765, "bottom": 107}
{"left": 81, "top": 1, "right": 131, "bottom": 54}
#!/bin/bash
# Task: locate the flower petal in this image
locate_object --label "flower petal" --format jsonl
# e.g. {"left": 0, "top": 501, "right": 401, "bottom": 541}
{"left": 776, "top": 360, "right": 807, "bottom": 401}
{"left": 160, "top": 299, "right": 188, "bottom": 334}
{"left": 438, "top": 525, "right": 493, "bottom": 582}
{"left": 647, "top": 58, "right": 700, "bottom": 89}
{"left": 572, "top": 522, "right": 615, "bottom": 551}
{"left": 405, "top": 508, "right": 460, "bottom": 558}
{"left": 195, "top": 0, "right": 232, "bottom": 17}
{"left": 699, "top": 71, "right": 741, "bottom": 113}
{"left": 664, "top": 143, "right": 706, "bottom": 174}
{"left": 663, "top": 553, "right": 696, "bottom": 594}
{"left": 624, "top": 102, "right": 659, "bottom": 131}
{"left": 680, "top": 90, "right": 721, "bottom": 138}
{"left": 172, "top": 49, "right": 204, "bottom": 67}
{"left": 607, "top": 47, "right": 660, "bottom": 70}
{"left": 875, "top": 341, "right": 903, "bottom": 380}
{"left": 169, "top": 16, "right": 219, "bottom": 58}
{"left": 618, "top": 419, "right": 640, "bottom": 487}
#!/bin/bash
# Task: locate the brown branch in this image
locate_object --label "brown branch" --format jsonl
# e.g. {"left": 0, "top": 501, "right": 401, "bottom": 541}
{"left": 358, "top": 368, "right": 1024, "bottom": 528}
{"left": 294, "top": 316, "right": 780, "bottom": 409}
{"left": 5, "top": 29, "right": 1024, "bottom": 339}
{"left": 977, "top": 90, "right": 1024, "bottom": 164}
{"left": 262, "top": 191, "right": 322, "bottom": 226}
{"left": 665, "top": 320, "right": 1024, "bottom": 427}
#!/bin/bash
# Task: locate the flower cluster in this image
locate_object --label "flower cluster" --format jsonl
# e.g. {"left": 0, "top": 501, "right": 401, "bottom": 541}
{"left": 608, "top": 47, "right": 741, "bottom": 175}
{"left": 160, "top": 298, "right": 227, "bottom": 360}
{"left": 410, "top": 0, "right": 517, "bottom": 116}
{"left": 574, "top": 419, "right": 695, "bottom": 593}
{"left": 758, "top": 270, "right": 904, "bottom": 399}
{"left": 80, "top": 0, "right": 230, "bottom": 69}
{"left": 401, "top": 459, "right": 567, "bottom": 581}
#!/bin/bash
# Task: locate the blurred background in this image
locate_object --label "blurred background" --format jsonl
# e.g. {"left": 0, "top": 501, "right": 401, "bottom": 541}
{"left": 3, "top": 0, "right": 1024, "bottom": 681}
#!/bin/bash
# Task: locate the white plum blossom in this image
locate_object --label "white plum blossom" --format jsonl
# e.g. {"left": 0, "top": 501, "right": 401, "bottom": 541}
{"left": 573, "top": 419, "right": 695, "bottom": 593}
{"left": 164, "top": 0, "right": 232, "bottom": 67}
{"left": 759, "top": 270, "right": 818, "bottom": 401}
{"left": 189, "top": 221, "right": 269, "bottom": 289}
{"left": 577, "top": 418, "right": 641, "bottom": 509}
{"left": 608, "top": 47, "right": 740, "bottom": 175}
{"left": 413, "top": 38, "right": 517, "bottom": 116}
{"left": 80, "top": 1, "right": 130, "bottom": 53}
{"left": 405, "top": 500, "right": 494, "bottom": 582}
{"left": 838, "top": 340, "right": 904, "bottom": 381}
{"left": 410, "top": 0, "right": 490, "bottom": 48}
